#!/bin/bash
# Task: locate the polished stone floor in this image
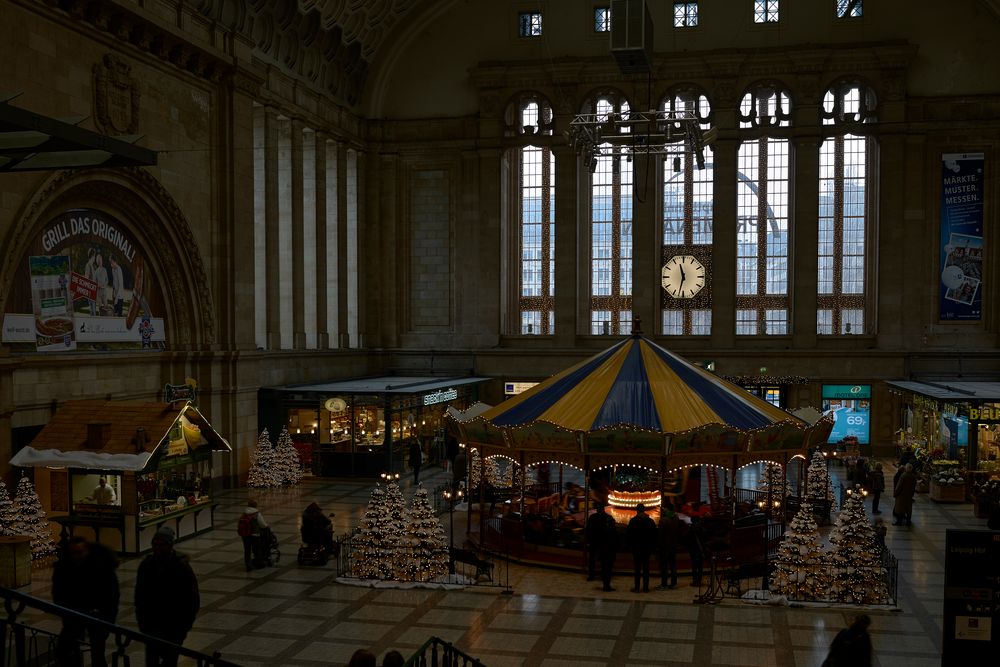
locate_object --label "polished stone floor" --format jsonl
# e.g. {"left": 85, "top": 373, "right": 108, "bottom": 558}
{"left": 22, "top": 460, "right": 981, "bottom": 666}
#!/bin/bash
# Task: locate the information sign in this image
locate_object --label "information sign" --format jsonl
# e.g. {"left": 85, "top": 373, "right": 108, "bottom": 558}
{"left": 942, "top": 529, "right": 1000, "bottom": 663}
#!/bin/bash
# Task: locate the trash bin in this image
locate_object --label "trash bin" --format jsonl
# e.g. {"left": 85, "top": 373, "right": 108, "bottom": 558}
{"left": 0, "top": 535, "right": 33, "bottom": 588}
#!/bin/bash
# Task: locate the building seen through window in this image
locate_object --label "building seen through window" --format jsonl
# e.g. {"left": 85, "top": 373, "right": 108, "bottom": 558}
{"left": 519, "top": 12, "right": 543, "bottom": 37}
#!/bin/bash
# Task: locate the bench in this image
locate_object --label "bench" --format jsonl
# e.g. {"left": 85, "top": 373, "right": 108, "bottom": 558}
{"left": 450, "top": 547, "right": 494, "bottom": 580}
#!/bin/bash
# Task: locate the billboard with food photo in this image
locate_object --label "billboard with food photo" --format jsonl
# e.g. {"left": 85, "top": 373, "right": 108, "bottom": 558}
{"left": 2, "top": 209, "right": 167, "bottom": 351}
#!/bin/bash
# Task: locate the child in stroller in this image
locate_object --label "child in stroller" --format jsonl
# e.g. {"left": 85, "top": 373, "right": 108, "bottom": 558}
{"left": 298, "top": 502, "right": 336, "bottom": 566}
{"left": 258, "top": 526, "right": 280, "bottom": 566}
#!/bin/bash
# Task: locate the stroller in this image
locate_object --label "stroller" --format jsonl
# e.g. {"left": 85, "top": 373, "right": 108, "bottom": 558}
{"left": 254, "top": 527, "right": 280, "bottom": 567}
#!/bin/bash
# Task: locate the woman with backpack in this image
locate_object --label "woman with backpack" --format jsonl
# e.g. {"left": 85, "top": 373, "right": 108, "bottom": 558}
{"left": 238, "top": 499, "right": 268, "bottom": 571}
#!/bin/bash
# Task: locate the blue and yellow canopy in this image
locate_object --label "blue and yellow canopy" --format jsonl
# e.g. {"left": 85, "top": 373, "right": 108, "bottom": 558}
{"left": 462, "top": 336, "right": 830, "bottom": 458}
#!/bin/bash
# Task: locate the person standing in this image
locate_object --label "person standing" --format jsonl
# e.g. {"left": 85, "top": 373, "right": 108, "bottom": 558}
{"left": 452, "top": 445, "right": 467, "bottom": 492}
{"left": 92, "top": 477, "right": 117, "bottom": 505}
{"left": 83, "top": 248, "right": 98, "bottom": 315}
{"left": 656, "top": 500, "right": 680, "bottom": 589}
{"left": 445, "top": 434, "right": 459, "bottom": 473}
{"left": 51, "top": 537, "right": 120, "bottom": 667}
{"left": 686, "top": 516, "right": 705, "bottom": 587}
{"left": 868, "top": 462, "right": 886, "bottom": 514}
{"left": 822, "top": 614, "right": 873, "bottom": 667}
{"left": 408, "top": 439, "right": 422, "bottom": 484}
{"left": 134, "top": 526, "right": 200, "bottom": 667}
{"left": 238, "top": 499, "right": 268, "bottom": 570}
{"left": 586, "top": 502, "right": 618, "bottom": 591}
{"left": 93, "top": 253, "right": 109, "bottom": 312}
{"left": 893, "top": 463, "right": 917, "bottom": 526}
{"left": 626, "top": 503, "right": 657, "bottom": 593}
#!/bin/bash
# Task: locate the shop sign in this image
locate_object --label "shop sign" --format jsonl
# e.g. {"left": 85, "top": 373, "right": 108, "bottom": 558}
{"left": 324, "top": 397, "right": 348, "bottom": 413}
{"left": 913, "top": 395, "right": 939, "bottom": 412}
{"left": 969, "top": 406, "right": 1000, "bottom": 424}
{"left": 164, "top": 383, "right": 196, "bottom": 404}
{"left": 504, "top": 381, "right": 538, "bottom": 395}
{"left": 423, "top": 389, "right": 458, "bottom": 406}
{"left": 821, "top": 384, "right": 871, "bottom": 400}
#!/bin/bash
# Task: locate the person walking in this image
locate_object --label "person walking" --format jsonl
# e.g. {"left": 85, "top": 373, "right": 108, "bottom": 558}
{"left": 893, "top": 463, "right": 917, "bottom": 526}
{"left": 822, "top": 614, "right": 873, "bottom": 667}
{"left": 408, "top": 439, "right": 422, "bottom": 484}
{"left": 656, "top": 500, "right": 680, "bottom": 589}
{"left": 51, "top": 537, "right": 120, "bottom": 667}
{"left": 238, "top": 499, "right": 268, "bottom": 570}
{"left": 585, "top": 502, "right": 618, "bottom": 591}
{"left": 626, "top": 503, "right": 657, "bottom": 593}
{"left": 134, "top": 526, "right": 200, "bottom": 667}
{"left": 868, "top": 462, "right": 886, "bottom": 514}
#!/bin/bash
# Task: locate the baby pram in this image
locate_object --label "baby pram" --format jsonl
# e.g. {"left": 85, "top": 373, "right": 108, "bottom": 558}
{"left": 254, "top": 527, "right": 280, "bottom": 567}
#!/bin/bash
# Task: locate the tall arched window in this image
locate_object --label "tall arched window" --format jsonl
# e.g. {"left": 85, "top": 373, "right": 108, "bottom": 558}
{"left": 509, "top": 95, "right": 555, "bottom": 334}
{"left": 736, "top": 85, "right": 792, "bottom": 335}
{"left": 587, "top": 92, "right": 633, "bottom": 335}
{"left": 818, "top": 81, "right": 877, "bottom": 335}
{"left": 662, "top": 88, "right": 713, "bottom": 335}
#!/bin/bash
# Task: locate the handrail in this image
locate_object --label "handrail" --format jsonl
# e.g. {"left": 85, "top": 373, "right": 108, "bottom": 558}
{"left": 0, "top": 587, "right": 241, "bottom": 667}
{"left": 403, "top": 636, "right": 484, "bottom": 667}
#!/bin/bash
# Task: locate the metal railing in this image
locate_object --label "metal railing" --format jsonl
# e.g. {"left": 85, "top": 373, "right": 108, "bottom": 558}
{"left": 769, "top": 545, "right": 899, "bottom": 606}
{"left": 0, "top": 588, "right": 240, "bottom": 667}
{"left": 331, "top": 534, "right": 503, "bottom": 587}
{"left": 404, "top": 637, "right": 484, "bottom": 667}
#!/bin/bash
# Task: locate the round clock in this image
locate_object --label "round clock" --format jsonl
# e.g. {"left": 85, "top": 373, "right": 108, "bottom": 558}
{"left": 661, "top": 255, "right": 706, "bottom": 299}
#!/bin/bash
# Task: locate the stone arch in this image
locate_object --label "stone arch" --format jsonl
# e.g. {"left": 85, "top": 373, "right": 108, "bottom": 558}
{"left": 0, "top": 168, "right": 216, "bottom": 350}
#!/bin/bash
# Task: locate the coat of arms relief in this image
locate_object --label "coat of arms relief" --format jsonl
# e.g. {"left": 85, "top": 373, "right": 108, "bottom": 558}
{"left": 93, "top": 54, "right": 141, "bottom": 135}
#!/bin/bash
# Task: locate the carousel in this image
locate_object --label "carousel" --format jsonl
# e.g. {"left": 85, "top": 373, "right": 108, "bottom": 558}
{"left": 451, "top": 329, "right": 833, "bottom": 568}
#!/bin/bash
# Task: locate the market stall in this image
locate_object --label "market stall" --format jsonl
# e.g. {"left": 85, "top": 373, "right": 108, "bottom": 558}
{"left": 10, "top": 399, "right": 231, "bottom": 554}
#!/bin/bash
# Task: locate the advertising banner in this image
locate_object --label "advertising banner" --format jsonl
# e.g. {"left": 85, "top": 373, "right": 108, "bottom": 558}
{"left": 822, "top": 384, "right": 871, "bottom": 446}
{"left": 940, "top": 153, "right": 984, "bottom": 321}
{"left": 2, "top": 209, "right": 167, "bottom": 351}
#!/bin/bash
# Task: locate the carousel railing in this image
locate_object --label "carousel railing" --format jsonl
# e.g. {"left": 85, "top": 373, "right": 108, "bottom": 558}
{"left": 404, "top": 637, "right": 484, "bottom": 667}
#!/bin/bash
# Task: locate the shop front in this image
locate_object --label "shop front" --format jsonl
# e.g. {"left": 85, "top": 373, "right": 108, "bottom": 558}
{"left": 887, "top": 380, "right": 1000, "bottom": 506}
{"left": 258, "top": 376, "right": 490, "bottom": 478}
{"left": 10, "top": 399, "right": 231, "bottom": 555}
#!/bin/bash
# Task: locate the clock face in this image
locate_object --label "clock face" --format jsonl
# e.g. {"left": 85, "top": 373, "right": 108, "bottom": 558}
{"left": 661, "top": 255, "right": 706, "bottom": 299}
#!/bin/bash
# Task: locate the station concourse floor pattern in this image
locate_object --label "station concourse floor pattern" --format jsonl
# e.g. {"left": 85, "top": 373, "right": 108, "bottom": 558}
{"left": 21, "top": 463, "right": 976, "bottom": 667}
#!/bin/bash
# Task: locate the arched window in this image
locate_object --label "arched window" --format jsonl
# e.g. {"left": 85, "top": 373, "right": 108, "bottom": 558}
{"left": 509, "top": 95, "right": 555, "bottom": 334}
{"left": 662, "top": 88, "right": 713, "bottom": 335}
{"left": 587, "top": 92, "right": 633, "bottom": 335}
{"left": 818, "top": 81, "right": 877, "bottom": 335}
{"left": 736, "top": 85, "right": 792, "bottom": 335}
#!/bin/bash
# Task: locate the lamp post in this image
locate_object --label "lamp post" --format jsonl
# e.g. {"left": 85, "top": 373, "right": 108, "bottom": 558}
{"left": 380, "top": 471, "right": 400, "bottom": 485}
{"left": 443, "top": 486, "right": 464, "bottom": 574}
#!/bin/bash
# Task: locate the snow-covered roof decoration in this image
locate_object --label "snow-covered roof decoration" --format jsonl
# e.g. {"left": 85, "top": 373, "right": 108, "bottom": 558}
{"left": 10, "top": 447, "right": 153, "bottom": 472}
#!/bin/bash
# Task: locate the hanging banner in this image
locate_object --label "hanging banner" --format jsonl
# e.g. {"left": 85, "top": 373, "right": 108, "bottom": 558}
{"left": 940, "top": 153, "right": 984, "bottom": 321}
{"left": 2, "top": 209, "right": 167, "bottom": 351}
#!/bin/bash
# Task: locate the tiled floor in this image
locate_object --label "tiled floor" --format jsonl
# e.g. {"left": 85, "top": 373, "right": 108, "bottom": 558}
{"left": 20, "top": 461, "right": 982, "bottom": 666}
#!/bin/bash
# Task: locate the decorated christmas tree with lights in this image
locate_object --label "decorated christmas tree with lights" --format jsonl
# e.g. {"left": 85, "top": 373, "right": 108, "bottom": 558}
{"left": 828, "top": 486, "right": 889, "bottom": 604}
{"left": 247, "top": 428, "right": 280, "bottom": 488}
{"left": 352, "top": 484, "right": 389, "bottom": 579}
{"left": 769, "top": 500, "right": 830, "bottom": 601}
{"left": 12, "top": 475, "right": 57, "bottom": 560}
{"left": 0, "top": 480, "right": 18, "bottom": 536}
{"left": 757, "top": 462, "right": 788, "bottom": 498}
{"left": 398, "top": 486, "right": 448, "bottom": 582}
{"left": 484, "top": 456, "right": 502, "bottom": 487}
{"left": 469, "top": 448, "right": 482, "bottom": 490}
{"left": 274, "top": 427, "right": 303, "bottom": 486}
{"left": 806, "top": 451, "right": 835, "bottom": 505}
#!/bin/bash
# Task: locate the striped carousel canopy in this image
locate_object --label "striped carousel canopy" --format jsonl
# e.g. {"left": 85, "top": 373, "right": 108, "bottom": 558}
{"left": 463, "top": 335, "right": 831, "bottom": 460}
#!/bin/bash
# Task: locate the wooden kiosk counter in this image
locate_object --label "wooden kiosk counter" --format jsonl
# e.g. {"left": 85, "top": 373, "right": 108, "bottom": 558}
{"left": 10, "top": 399, "right": 232, "bottom": 555}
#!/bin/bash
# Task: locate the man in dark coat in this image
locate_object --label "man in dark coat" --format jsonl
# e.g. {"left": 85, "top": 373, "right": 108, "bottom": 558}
{"left": 134, "top": 526, "right": 200, "bottom": 667}
{"left": 585, "top": 502, "right": 618, "bottom": 591}
{"left": 686, "top": 516, "right": 705, "bottom": 587}
{"left": 408, "top": 439, "right": 423, "bottom": 484}
{"left": 823, "top": 614, "right": 873, "bottom": 667}
{"left": 52, "top": 537, "right": 120, "bottom": 667}
{"left": 656, "top": 500, "right": 680, "bottom": 589}
{"left": 626, "top": 503, "right": 657, "bottom": 593}
{"left": 893, "top": 463, "right": 918, "bottom": 526}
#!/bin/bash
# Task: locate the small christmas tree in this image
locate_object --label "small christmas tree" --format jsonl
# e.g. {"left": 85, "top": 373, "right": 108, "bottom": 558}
{"left": 484, "top": 456, "right": 502, "bottom": 487}
{"left": 247, "top": 429, "right": 280, "bottom": 488}
{"left": 469, "top": 448, "right": 482, "bottom": 490}
{"left": 0, "top": 481, "right": 18, "bottom": 535}
{"left": 382, "top": 482, "right": 410, "bottom": 579}
{"left": 352, "top": 485, "right": 387, "bottom": 579}
{"left": 757, "top": 462, "right": 788, "bottom": 497}
{"left": 770, "top": 500, "right": 830, "bottom": 601}
{"left": 828, "top": 487, "right": 889, "bottom": 604}
{"left": 806, "top": 451, "right": 834, "bottom": 504}
{"left": 274, "top": 427, "right": 303, "bottom": 486}
{"left": 12, "top": 475, "right": 57, "bottom": 560}
{"left": 398, "top": 486, "right": 449, "bottom": 582}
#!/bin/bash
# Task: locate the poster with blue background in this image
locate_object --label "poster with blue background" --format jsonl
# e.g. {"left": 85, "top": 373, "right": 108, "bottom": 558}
{"left": 940, "top": 153, "right": 984, "bottom": 320}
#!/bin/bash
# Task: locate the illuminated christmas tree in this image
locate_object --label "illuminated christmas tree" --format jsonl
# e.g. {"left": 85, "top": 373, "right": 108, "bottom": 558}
{"left": 484, "top": 456, "right": 502, "bottom": 487}
{"left": 274, "top": 427, "right": 303, "bottom": 486}
{"left": 398, "top": 486, "right": 448, "bottom": 582}
{"left": 806, "top": 451, "right": 835, "bottom": 505}
{"left": 12, "top": 475, "right": 57, "bottom": 560}
{"left": 757, "top": 462, "right": 788, "bottom": 497}
{"left": 247, "top": 428, "right": 280, "bottom": 488}
{"left": 0, "top": 481, "right": 18, "bottom": 536}
{"left": 352, "top": 484, "right": 387, "bottom": 579}
{"left": 469, "top": 448, "right": 482, "bottom": 490}
{"left": 770, "top": 500, "right": 830, "bottom": 601}
{"left": 828, "top": 487, "right": 889, "bottom": 604}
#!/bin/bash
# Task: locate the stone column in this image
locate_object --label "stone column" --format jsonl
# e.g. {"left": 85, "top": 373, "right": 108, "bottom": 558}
{"left": 552, "top": 143, "right": 578, "bottom": 343}
{"left": 290, "top": 120, "right": 306, "bottom": 349}
{"left": 263, "top": 109, "right": 282, "bottom": 350}
{"left": 313, "top": 133, "right": 330, "bottom": 349}
{"left": 631, "top": 153, "right": 658, "bottom": 335}
{"left": 711, "top": 138, "right": 738, "bottom": 349}
{"left": 336, "top": 142, "right": 351, "bottom": 348}
{"left": 792, "top": 135, "right": 820, "bottom": 348}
